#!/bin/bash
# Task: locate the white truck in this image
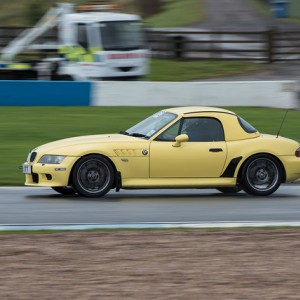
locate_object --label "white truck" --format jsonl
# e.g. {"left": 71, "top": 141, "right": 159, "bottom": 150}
{"left": 0, "top": 3, "right": 149, "bottom": 80}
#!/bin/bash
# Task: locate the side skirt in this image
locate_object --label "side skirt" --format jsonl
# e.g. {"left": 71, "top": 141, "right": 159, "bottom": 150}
{"left": 121, "top": 177, "right": 237, "bottom": 189}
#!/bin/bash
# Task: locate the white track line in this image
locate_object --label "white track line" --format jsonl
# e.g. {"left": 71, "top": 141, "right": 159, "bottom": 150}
{"left": 1, "top": 221, "right": 300, "bottom": 231}
{"left": 0, "top": 185, "right": 299, "bottom": 191}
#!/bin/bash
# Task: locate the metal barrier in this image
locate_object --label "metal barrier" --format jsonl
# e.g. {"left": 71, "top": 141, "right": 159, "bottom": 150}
{"left": 0, "top": 81, "right": 91, "bottom": 106}
{"left": 0, "top": 80, "right": 298, "bottom": 109}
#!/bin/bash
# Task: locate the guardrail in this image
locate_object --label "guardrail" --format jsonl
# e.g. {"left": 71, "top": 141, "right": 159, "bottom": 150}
{"left": 0, "top": 80, "right": 298, "bottom": 109}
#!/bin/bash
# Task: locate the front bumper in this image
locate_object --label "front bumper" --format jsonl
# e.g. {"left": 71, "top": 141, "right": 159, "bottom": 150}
{"left": 23, "top": 156, "right": 78, "bottom": 187}
{"left": 281, "top": 156, "right": 300, "bottom": 182}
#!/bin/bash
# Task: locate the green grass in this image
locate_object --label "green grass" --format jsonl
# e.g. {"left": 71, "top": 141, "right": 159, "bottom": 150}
{"left": 148, "top": 59, "right": 262, "bottom": 81}
{"left": 1, "top": 106, "right": 299, "bottom": 186}
{"left": 0, "top": 0, "right": 202, "bottom": 27}
{"left": 0, "top": 0, "right": 139, "bottom": 26}
{"left": 145, "top": 0, "right": 203, "bottom": 28}
{"left": 0, "top": 0, "right": 87, "bottom": 26}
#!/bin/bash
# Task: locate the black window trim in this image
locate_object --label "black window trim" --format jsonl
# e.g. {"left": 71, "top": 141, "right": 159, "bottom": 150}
{"left": 237, "top": 116, "right": 257, "bottom": 134}
{"left": 155, "top": 116, "right": 225, "bottom": 142}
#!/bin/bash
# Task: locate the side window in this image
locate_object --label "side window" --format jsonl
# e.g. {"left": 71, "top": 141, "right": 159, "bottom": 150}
{"left": 181, "top": 117, "right": 224, "bottom": 142}
{"left": 77, "top": 24, "right": 88, "bottom": 48}
{"left": 155, "top": 120, "right": 181, "bottom": 141}
{"left": 237, "top": 116, "right": 257, "bottom": 133}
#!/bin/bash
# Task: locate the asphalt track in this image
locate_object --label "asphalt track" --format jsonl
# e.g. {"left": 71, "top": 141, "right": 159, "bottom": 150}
{"left": 0, "top": 185, "right": 300, "bottom": 229}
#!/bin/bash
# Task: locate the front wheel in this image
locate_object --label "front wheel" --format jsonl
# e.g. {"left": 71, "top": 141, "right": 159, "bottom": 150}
{"left": 241, "top": 155, "right": 283, "bottom": 196}
{"left": 72, "top": 155, "right": 114, "bottom": 197}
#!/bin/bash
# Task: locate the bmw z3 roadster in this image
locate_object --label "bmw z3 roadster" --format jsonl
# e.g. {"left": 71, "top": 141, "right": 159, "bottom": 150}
{"left": 23, "top": 107, "right": 300, "bottom": 197}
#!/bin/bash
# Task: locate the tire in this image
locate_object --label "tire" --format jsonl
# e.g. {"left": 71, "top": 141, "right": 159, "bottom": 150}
{"left": 241, "top": 154, "right": 283, "bottom": 196}
{"left": 72, "top": 155, "right": 114, "bottom": 197}
{"left": 52, "top": 187, "right": 76, "bottom": 195}
{"left": 217, "top": 186, "right": 242, "bottom": 194}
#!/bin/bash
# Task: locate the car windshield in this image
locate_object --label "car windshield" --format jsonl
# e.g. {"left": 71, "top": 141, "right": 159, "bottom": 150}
{"left": 121, "top": 111, "right": 177, "bottom": 139}
{"left": 99, "top": 21, "right": 146, "bottom": 50}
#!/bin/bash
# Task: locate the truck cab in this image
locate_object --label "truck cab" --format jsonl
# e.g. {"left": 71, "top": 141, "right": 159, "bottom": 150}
{"left": 58, "top": 11, "right": 149, "bottom": 80}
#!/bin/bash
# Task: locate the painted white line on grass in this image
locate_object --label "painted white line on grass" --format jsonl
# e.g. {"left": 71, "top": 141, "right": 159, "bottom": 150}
{"left": 1, "top": 221, "right": 300, "bottom": 231}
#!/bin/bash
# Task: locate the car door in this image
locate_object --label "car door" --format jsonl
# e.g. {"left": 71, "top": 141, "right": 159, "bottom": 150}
{"left": 149, "top": 117, "right": 227, "bottom": 178}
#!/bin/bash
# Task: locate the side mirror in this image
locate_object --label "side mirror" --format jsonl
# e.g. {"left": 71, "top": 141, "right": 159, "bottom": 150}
{"left": 173, "top": 134, "right": 189, "bottom": 147}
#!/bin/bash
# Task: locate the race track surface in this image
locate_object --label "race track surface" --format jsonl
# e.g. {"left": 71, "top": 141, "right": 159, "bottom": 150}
{"left": 1, "top": 185, "right": 300, "bottom": 225}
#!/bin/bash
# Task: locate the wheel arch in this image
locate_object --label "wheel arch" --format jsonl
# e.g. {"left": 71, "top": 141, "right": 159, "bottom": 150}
{"left": 68, "top": 153, "right": 119, "bottom": 187}
{"left": 237, "top": 152, "right": 286, "bottom": 183}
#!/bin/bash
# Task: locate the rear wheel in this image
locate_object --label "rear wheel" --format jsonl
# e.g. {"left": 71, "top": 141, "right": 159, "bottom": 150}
{"left": 72, "top": 155, "right": 114, "bottom": 197}
{"left": 241, "top": 154, "right": 283, "bottom": 196}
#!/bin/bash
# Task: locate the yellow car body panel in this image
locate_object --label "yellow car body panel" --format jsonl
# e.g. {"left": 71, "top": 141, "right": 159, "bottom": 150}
{"left": 149, "top": 141, "right": 227, "bottom": 178}
{"left": 121, "top": 177, "right": 237, "bottom": 188}
{"left": 23, "top": 106, "right": 300, "bottom": 196}
{"left": 225, "top": 135, "right": 300, "bottom": 180}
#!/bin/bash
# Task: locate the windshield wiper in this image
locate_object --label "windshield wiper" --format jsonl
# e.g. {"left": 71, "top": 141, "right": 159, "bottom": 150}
{"left": 119, "top": 131, "right": 147, "bottom": 138}
{"left": 120, "top": 130, "right": 129, "bottom": 135}
{"left": 129, "top": 132, "right": 147, "bottom": 138}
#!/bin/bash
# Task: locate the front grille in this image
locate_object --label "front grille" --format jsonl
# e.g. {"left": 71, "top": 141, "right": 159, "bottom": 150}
{"left": 29, "top": 152, "right": 37, "bottom": 162}
{"left": 32, "top": 173, "right": 39, "bottom": 183}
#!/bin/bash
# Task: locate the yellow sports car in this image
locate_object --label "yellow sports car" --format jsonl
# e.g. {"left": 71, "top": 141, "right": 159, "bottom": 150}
{"left": 23, "top": 107, "right": 300, "bottom": 197}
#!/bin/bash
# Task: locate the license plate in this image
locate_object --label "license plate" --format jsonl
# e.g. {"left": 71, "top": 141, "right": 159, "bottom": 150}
{"left": 22, "top": 164, "right": 32, "bottom": 174}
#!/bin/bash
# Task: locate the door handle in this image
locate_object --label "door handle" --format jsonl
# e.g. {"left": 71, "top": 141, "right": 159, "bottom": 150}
{"left": 209, "top": 148, "right": 223, "bottom": 152}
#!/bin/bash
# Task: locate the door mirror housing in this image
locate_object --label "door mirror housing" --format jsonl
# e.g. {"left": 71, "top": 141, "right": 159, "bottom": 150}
{"left": 173, "top": 134, "right": 189, "bottom": 147}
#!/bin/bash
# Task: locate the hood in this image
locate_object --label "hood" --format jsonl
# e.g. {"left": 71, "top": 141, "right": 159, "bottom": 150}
{"left": 35, "top": 133, "right": 149, "bottom": 155}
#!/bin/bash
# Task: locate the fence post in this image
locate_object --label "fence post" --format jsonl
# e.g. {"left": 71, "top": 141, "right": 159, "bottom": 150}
{"left": 172, "top": 35, "right": 185, "bottom": 59}
{"left": 266, "top": 28, "right": 275, "bottom": 63}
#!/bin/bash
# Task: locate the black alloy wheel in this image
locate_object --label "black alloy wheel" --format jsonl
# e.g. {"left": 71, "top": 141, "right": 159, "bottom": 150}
{"left": 72, "top": 155, "right": 114, "bottom": 197}
{"left": 241, "top": 154, "right": 283, "bottom": 196}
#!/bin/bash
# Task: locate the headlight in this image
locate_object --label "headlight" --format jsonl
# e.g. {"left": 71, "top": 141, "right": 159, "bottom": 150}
{"left": 27, "top": 148, "right": 38, "bottom": 162}
{"left": 38, "top": 155, "right": 66, "bottom": 164}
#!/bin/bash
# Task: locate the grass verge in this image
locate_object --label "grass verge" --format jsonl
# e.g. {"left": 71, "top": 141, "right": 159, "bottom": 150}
{"left": 0, "top": 0, "right": 202, "bottom": 27}
{"left": 1, "top": 106, "right": 299, "bottom": 186}
{"left": 145, "top": 0, "right": 203, "bottom": 28}
{"left": 148, "top": 59, "right": 262, "bottom": 81}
